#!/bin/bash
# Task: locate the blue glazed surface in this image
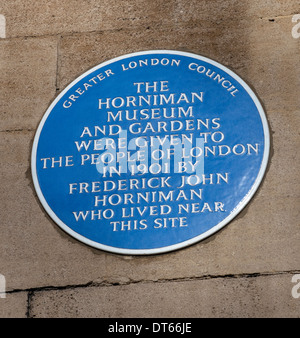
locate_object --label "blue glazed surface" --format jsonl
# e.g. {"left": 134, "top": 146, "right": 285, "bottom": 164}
{"left": 32, "top": 51, "right": 269, "bottom": 254}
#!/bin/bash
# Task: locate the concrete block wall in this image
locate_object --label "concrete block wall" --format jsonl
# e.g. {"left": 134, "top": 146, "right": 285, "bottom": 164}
{"left": 0, "top": 0, "right": 299, "bottom": 318}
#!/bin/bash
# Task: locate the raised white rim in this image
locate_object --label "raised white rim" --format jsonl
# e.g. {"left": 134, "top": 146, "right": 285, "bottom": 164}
{"left": 31, "top": 50, "right": 270, "bottom": 255}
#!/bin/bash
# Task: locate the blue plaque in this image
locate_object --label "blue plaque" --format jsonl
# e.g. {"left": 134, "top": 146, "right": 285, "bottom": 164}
{"left": 31, "top": 50, "right": 269, "bottom": 255}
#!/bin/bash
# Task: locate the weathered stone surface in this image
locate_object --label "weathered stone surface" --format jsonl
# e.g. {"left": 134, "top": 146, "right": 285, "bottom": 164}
{"left": 29, "top": 273, "right": 300, "bottom": 318}
{"left": 245, "top": 17, "right": 300, "bottom": 113}
{"left": 0, "top": 292, "right": 28, "bottom": 318}
{"left": 259, "top": 110, "right": 300, "bottom": 198}
{"left": 1, "top": 0, "right": 299, "bottom": 38}
{"left": 0, "top": 37, "right": 57, "bottom": 131}
{"left": 0, "top": 132, "right": 106, "bottom": 292}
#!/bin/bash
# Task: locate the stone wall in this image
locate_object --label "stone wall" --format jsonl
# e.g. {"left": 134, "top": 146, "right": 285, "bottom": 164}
{"left": 0, "top": 0, "right": 299, "bottom": 318}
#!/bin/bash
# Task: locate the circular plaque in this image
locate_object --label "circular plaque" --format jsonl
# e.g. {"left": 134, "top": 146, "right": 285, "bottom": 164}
{"left": 31, "top": 50, "right": 269, "bottom": 255}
